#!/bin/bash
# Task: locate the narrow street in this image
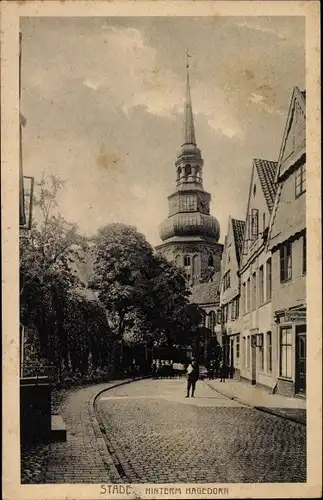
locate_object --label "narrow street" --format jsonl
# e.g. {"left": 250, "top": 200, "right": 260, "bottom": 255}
{"left": 95, "top": 378, "right": 306, "bottom": 483}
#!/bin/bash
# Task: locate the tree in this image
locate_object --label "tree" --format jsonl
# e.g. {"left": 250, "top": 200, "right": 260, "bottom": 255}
{"left": 20, "top": 174, "right": 113, "bottom": 380}
{"left": 91, "top": 223, "right": 199, "bottom": 369}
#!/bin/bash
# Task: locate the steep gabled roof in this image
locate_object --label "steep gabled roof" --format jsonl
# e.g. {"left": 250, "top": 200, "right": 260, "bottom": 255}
{"left": 189, "top": 273, "right": 220, "bottom": 306}
{"left": 275, "top": 86, "right": 306, "bottom": 182}
{"left": 254, "top": 158, "right": 278, "bottom": 213}
{"left": 232, "top": 218, "right": 245, "bottom": 265}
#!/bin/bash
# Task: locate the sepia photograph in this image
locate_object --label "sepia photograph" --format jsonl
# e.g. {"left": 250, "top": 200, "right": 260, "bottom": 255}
{"left": 1, "top": 1, "right": 321, "bottom": 499}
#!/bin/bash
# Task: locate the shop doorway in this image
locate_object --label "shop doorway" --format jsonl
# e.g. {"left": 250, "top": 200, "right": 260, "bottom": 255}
{"left": 295, "top": 325, "right": 306, "bottom": 394}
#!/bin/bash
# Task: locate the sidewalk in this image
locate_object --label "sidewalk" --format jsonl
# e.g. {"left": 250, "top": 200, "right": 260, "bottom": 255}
{"left": 22, "top": 378, "right": 138, "bottom": 484}
{"left": 205, "top": 379, "right": 306, "bottom": 425}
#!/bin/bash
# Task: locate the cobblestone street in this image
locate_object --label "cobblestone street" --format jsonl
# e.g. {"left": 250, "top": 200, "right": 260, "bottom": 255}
{"left": 95, "top": 378, "right": 306, "bottom": 483}
{"left": 21, "top": 378, "right": 306, "bottom": 484}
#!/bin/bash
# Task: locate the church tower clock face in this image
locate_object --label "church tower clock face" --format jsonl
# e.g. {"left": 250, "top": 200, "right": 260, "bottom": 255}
{"left": 155, "top": 60, "right": 222, "bottom": 286}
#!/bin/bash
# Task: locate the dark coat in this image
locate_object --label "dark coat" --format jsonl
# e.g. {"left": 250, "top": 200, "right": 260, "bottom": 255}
{"left": 188, "top": 362, "right": 199, "bottom": 382}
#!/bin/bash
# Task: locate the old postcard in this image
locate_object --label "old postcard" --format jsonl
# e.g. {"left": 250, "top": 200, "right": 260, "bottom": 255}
{"left": 1, "top": 1, "right": 321, "bottom": 499}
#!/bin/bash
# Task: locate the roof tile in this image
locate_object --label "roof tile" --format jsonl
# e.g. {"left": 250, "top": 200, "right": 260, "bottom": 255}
{"left": 254, "top": 158, "right": 278, "bottom": 213}
{"left": 232, "top": 218, "right": 245, "bottom": 264}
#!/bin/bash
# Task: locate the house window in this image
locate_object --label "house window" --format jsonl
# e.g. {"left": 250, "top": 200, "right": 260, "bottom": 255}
{"left": 267, "top": 331, "right": 272, "bottom": 372}
{"left": 209, "top": 310, "right": 216, "bottom": 332}
{"left": 258, "top": 265, "right": 264, "bottom": 304}
{"left": 252, "top": 272, "right": 257, "bottom": 310}
{"left": 231, "top": 299, "right": 236, "bottom": 320}
{"left": 266, "top": 258, "right": 272, "bottom": 300}
{"left": 258, "top": 334, "right": 264, "bottom": 371}
{"left": 235, "top": 297, "right": 239, "bottom": 319}
{"left": 236, "top": 335, "right": 240, "bottom": 359}
{"left": 262, "top": 213, "right": 266, "bottom": 233}
{"left": 302, "top": 233, "right": 307, "bottom": 275}
{"left": 184, "top": 255, "right": 191, "bottom": 267}
{"left": 280, "top": 241, "right": 292, "bottom": 282}
{"left": 280, "top": 327, "right": 292, "bottom": 378}
{"left": 250, "top": 209, "right": 259, "bottom": 240}
{"left": 223, "top": 271, "right": 231, "bottom": 291}
{"left": 241, "top": 282, "right": 246, "bottom": 315}
{"left": 295, "top": 163, "right": 306, "bottom": 197}
{"left": 246, "top": 278, "right": 251, "bottom": 312}
{"left": 242, "top": 337, "right": 245, "bottom": 366}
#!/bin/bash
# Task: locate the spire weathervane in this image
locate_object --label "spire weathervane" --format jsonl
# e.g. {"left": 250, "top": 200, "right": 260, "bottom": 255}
{"left": 183, "top": 50, "right": 196, "bottom": 146}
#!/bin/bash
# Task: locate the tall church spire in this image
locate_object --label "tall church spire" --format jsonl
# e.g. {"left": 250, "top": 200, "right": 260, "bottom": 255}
{"left": 182, "top": 51, "right": 196, "bottom": 147}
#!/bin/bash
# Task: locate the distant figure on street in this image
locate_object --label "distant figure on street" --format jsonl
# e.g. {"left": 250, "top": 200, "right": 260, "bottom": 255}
{"left": 220, "top": 360, "right": 227, "bottom": 382}
{"left": 185, "top": 357, "right": 199, "bottom": 398}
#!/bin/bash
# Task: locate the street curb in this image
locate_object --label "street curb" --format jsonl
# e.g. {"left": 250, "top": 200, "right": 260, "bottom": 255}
{"left": 203, "top": 380, "right": 306, "bottom": 426}
{"left": 89, "top": 377, "right": 149, "bottom": 481}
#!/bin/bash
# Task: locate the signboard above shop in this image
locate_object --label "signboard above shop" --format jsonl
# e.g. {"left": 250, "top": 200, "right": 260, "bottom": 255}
{"left": 284, "top": 310, "right": 306, "bottom": 322}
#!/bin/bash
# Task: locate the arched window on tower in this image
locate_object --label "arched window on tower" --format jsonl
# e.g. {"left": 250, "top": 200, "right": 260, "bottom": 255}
{"left": 208, "top": 255, "right": 214, "bottom": 267}
{"left": 184, "top": 164, "right": 192, "bottom": 178}
{"left": 184, "top": 255, "right": 191, "bottom": 267}
{"left": 177, "top": 166, "right": 181, "bottom": 180}
{"left": 192, "top": 254, "right": 199, "bottom": 283}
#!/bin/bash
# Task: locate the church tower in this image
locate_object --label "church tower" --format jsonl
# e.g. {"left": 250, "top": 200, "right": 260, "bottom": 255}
{"left": 156, "top": 61, "right": 222, "bottom": 286}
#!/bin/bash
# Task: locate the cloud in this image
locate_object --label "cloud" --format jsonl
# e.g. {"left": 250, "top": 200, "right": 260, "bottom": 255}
{"left": 236, "top": 21, "right": 287, "bottom": 40}
{"left": 83, "top": 80, "right": 99, "bottom": 91}
{"left": 249, "top": 93, "right": 285, "bottom": 116}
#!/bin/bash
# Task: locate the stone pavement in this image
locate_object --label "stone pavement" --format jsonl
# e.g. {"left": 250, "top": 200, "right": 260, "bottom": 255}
{"left": 205, "top": 379, "right": 306, "bottom": 425}
{"left": 21, "top": 377, "right": 306, "bottom": 484}
{"left": 96, "top": 379, "right": 306, "bottom": 483}
{"left": 21, "top": 379, "right": 136, "bottom": 484}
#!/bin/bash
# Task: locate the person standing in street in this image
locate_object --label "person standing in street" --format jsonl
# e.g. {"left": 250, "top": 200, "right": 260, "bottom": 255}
{"left": 220, "top": 359, "right": 227, "bottom": 382}
{"left": 185, "top": 357, "right": 199, "bottom": 398}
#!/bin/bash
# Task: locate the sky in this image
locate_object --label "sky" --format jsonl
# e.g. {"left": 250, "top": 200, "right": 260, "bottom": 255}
{"left": 21, "top": 16, "right": 305, "bottom": 246}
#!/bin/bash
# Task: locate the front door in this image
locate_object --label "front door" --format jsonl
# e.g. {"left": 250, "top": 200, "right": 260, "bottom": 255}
{"left": 296, "top": 326, "right": 306, "bottom": 394}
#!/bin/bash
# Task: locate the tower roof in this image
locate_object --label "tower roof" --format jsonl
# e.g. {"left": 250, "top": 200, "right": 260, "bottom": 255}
{"left": 182, "top": 70, "right": 197, "bottom": 147}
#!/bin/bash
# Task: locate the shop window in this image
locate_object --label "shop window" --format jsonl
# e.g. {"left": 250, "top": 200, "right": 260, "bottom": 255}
{"left": 280, "top": 327, "right": 292, "bottom": 378}
{"left": 295, "top": 162, "right": 306, "bottom": 197}
{"left": 266, "top": 258, "right": 272, "bottom": 300}
{"left": 236, "top": 335, "right": 240, "bottom": 359}
{"left": 302, "top": 233, "right": 307, "bottom": 275}
{"left": 247, "top": 336, "right": 251, "bottom": 368}
{"left": 267, "top": 331, "right": 272, "bottom": 372}
{"left": 280, "top": 241, "right": 292, "bottom": 282}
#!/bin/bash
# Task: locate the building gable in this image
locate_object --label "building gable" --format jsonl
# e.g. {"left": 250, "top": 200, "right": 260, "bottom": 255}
{"left": 241, "top": 159, "right": 276, "bottom": 268}
{"left": 276, "top": 87, "right": 306, "bottom": 181}
{"left": 220, "top": 217, "right": 241, "bottom": 304}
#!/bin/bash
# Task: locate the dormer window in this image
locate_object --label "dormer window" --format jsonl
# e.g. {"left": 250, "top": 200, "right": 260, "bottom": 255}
{"left": 208, "top": 255, "right": 214, "bottom": 267}
{"left": 253, "top": 184, "right": 256, "bottom": 197}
